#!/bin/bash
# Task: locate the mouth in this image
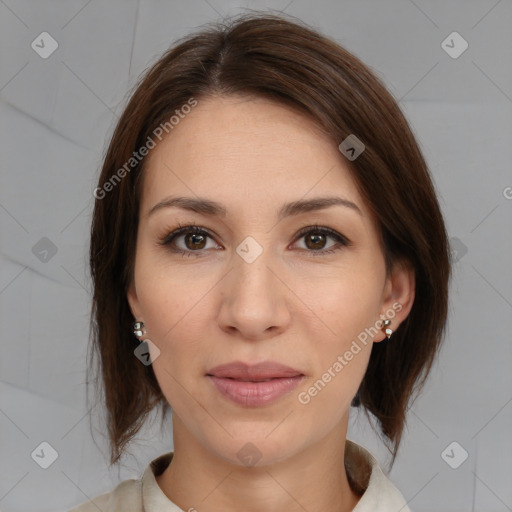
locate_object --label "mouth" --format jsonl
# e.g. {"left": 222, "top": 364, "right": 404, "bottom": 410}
{"left": 206, "top": 360, "right": 304, "bottom": 379}
{"left": 206, "top": 361, "right": 305, "bottom": 406}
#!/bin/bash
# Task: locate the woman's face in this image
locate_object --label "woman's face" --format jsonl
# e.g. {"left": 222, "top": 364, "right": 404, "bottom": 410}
{"left": 128, "top": 94, "right": 413, "bottom": 466}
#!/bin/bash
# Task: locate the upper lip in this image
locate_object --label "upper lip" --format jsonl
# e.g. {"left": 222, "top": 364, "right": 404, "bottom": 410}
{"left": 206, "top": 361, "right": 304, "bottom": 381}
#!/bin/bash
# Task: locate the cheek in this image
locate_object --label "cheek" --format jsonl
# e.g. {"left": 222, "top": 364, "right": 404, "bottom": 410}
{"left": 138, "top": 277, "right": 211, "bottom": 412}
{"left": 295, "top": 278, "right": 379, "bottom": 417}
{"left": 294, "top": 260, "right": 384, "bottom": 341}
{"left": 132, "top": 257, "right": 216, "bottom": 405}
{"left": 135, "top": 248, "right": 216, "bottom": 343}
{"left": 294, "top": 263, "right": 383, "bottom": 399}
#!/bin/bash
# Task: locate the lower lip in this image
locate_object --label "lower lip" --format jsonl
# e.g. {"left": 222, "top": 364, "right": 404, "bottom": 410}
{"left": 208, "top": 375, "right": 304, "bottom": 406}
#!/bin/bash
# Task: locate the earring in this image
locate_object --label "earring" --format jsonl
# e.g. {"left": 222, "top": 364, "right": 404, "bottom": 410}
{"left": 382, "top": 319, "right": 393, "bottom": 340}
{"left": 133, "top": 321, "right": 145, "bottom": 341}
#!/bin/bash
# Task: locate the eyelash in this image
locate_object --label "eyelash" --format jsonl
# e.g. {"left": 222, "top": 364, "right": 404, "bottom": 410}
{"left": 158, "top": 222, "right": 351, "bottom": 258}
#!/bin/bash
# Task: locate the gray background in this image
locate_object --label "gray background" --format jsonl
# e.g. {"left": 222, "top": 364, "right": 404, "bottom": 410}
{"left": 0, "top": 1, "right": 511, "bottom": 511}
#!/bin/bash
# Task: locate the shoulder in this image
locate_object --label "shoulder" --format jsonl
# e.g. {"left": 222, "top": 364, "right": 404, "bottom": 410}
{"left": 68, "top": 477, "right": 142, "bottom": 512}
{"left": 67, "top": 451, "right": 175, "bottom": 512}
{"left": 346, "top": 440, "right": 412, "bottom": 512}
{"left": 356, "top": 462, "right": 412, "bottom": 511}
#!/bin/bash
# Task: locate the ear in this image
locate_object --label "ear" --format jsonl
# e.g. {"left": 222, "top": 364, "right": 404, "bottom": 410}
{"left": 374, "top": 259, "right": 415, "bottom": 343}
{"left": 127, "top": 281, "right": 143, "bottom": 321}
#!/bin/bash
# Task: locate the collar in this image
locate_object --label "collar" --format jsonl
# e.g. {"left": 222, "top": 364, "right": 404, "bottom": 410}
{"left": 141, "top": 440, "right": 410, "bottom": 512}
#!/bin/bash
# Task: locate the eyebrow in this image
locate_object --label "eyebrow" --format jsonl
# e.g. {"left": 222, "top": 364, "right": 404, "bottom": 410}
{"left": 147, "top": 195, "right": 363, "bottom": 219}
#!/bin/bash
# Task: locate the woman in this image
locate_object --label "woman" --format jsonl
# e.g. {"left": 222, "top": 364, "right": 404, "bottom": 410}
{"left": 71, "top": 12, "right": 451, "bottom": 512}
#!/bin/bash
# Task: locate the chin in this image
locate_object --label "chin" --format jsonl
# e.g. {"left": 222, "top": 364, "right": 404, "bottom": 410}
{"left": 203, "top": 428, "right": 305, "bottom": 469}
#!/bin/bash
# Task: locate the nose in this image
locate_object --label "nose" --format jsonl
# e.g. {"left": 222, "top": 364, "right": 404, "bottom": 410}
{"left": 216, "top": 245, "right": 292, "bottom": 341}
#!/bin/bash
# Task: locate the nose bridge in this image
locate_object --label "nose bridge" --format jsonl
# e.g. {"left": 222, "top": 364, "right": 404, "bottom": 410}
{"left": 217, "top": 234, "right": 290, "bottom": 338}
{"left": 232, "top": 236, "right": 277, "bottom": 302}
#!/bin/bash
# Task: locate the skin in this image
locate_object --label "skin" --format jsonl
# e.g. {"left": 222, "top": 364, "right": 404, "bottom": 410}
{"left": 127, "top": 94, "right": 415, "bottom": 512}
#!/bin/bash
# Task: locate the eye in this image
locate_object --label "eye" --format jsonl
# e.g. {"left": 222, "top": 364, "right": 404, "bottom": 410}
{"left": 159, "top": 224, "right": 220, "bottom": 257}
{"left": 159, "top": 223, "right": 350, "bottom": 258}
{"left": 292, "top": 224, "right": 350, "bottom": 255}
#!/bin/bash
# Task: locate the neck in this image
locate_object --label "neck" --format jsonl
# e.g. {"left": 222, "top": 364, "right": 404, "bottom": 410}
{"left": 155, "top": 415, "right": 361, "bottom": 512}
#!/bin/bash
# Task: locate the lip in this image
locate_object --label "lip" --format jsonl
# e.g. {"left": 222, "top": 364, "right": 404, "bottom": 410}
{"left": 206, "top": 361, "right": 305, "bottom": 407}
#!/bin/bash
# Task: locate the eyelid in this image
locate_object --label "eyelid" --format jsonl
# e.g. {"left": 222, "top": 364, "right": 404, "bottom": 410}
{"left": 159, "top": 223, "right": 219, "bottom": 247}
{"left": 292, "top": 224, "right": 351, "bottom": 247}
{"left": 159, "top": 222, "right": 350, "bottom": 256}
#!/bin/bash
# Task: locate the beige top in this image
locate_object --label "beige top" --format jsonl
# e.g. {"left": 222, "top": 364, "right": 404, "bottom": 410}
{"left": 69, "top": 440, "right": 411, "bottom": 512}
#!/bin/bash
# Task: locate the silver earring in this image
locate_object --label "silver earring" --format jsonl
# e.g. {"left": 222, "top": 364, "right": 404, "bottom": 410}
{"left": 133, "top": 321, "right": 145, "bottom": 340}
{"left": 382, "top": 319, "right": 393, "bottom": 340}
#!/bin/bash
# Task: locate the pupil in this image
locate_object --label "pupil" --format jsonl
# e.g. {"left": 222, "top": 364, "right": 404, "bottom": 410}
{"left": 187, "top": 233, "right": 205, "bottom": 249}
{"left": 307, "top": 233, "right": 325, "bottom": 250}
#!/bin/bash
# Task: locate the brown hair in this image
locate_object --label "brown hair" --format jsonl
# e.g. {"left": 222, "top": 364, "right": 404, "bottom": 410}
{"left": 89, "top": 12, "right": 451, "bottom": 466}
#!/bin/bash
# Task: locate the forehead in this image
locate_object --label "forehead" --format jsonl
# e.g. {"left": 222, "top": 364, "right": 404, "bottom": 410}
{"left": 140, "top": 94, "right": 368, "bottom": 219}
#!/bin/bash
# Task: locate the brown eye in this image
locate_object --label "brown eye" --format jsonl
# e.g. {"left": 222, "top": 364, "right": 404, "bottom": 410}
{"left": 160, "top": 225, "right": 219, "bottom": 257}
{"left": 294, "top": 225, "right": 350, "bottom": 256}
{"left": 185, "top": 232, "right": 207, "bottom": 250}
{"left": 305, "top": 233, "right": 327, "bottom": 250}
